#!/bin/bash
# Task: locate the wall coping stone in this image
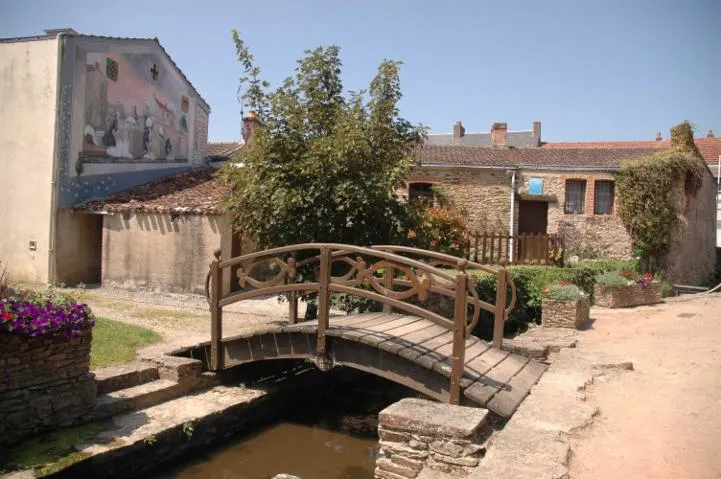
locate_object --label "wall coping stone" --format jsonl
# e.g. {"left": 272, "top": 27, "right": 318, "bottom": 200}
{"left": 378, "top": 398, "right": 488, "bottom": 438}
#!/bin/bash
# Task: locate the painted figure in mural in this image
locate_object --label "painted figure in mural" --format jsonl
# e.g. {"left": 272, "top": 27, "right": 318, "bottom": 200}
{"left": 165, "top": 138, "right": 173, "bottom": 157}
{"left": 143, "top": 116, "right": 153, "bottom": 157}
{"left": 102, "top": 113, "right": 118, "bottom": 147}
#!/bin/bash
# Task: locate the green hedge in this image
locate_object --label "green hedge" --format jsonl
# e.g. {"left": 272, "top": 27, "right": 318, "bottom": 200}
{"left": 469, "top": 259, "right": 637, "bottom": 339}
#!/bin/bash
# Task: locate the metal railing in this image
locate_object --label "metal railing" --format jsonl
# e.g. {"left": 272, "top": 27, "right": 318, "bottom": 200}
{"left": 205, "top": 243, "right": 516, "bottom": 405}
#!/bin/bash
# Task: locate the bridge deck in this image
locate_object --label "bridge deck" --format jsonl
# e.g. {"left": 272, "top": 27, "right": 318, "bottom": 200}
{"left": 217, "top": 313, "right": 546, "bottom": 418}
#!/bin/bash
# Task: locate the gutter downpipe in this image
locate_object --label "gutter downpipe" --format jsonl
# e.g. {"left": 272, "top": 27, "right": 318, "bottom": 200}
{"left": 48, "top": 32, "right": 69, "bottom": 285}
{"left": 508, "top": 169, "right": 517, "bottom": 263}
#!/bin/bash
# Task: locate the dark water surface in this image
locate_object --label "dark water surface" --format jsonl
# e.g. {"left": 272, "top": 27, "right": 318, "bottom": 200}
{"left": 155, "top": 370, "right": 419, "bottom": 479}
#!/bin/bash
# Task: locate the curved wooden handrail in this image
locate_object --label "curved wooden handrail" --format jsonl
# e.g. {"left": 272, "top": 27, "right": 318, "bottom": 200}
{"left": 205, "top": 242, "right": 518, "bottom": 404}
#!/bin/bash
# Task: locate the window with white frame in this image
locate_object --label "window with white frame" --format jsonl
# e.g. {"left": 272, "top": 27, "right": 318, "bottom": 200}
{"left": 564, "top": 180, "right": 586, "bottom": 214}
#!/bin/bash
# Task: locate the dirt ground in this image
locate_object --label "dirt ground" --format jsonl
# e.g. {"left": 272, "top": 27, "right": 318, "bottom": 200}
{"left": 75, "top": 286, "right": 721, "bottom": 478}
{"left": 569, "top": 295, "right": 721, "bottom": 479}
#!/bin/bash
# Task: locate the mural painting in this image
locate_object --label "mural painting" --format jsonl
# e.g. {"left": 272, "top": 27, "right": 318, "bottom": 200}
{"left": 80, "top": 52, "right": 191, "bottom": 163}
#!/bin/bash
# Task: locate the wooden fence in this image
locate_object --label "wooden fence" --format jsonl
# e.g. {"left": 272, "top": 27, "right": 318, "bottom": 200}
{"left": 466, "top": 233, "right": 564, "bottom": 266}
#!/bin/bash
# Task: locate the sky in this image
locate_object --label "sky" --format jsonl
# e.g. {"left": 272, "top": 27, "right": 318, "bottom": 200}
{"left": 2, "top": 0, "right": 719, "bottom": 143}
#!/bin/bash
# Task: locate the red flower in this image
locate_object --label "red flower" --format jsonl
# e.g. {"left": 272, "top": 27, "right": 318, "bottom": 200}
{"left": 2, "top": 312, "right": 12, "bottom": 322}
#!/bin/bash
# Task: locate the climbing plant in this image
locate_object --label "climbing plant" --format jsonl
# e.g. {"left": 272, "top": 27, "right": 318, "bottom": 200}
{"left": 615, "top": 121, "right": 705, "bottom": 274}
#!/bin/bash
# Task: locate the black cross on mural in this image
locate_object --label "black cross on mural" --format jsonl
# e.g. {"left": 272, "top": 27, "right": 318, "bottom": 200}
{"left": 150, "top": 63, "right": 159, "bottom": 81}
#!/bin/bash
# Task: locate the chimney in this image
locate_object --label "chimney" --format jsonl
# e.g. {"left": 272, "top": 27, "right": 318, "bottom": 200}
{"left": 707, "top": 129, "right": 715, "bottom": 138}
{"left": 532, "top": 121, "right": 542, "bottom": 141}
{"left": 655, "top": 131, "right": 663, "bottom": 141}
{"left": 241, "top": 110, "right": 259, "bottom": 144}
{"left": 490, "top": 122, "right": 508, "bottom": 146}
{"left": 453, "top": 121, "right": 465, "bottom": 139}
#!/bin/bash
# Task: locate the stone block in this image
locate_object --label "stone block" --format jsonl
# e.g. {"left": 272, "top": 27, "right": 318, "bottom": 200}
{"left": 377, "top": 457, "right": 419, "bottom": 478}
{"left": 378, "top": 426, "right": 411, "bottom": 443}
{"left": 378, "top": 398, "right": 488, "bottom": 439}
{"left": 541, "top": 297, "right": 590, "bottom": 329}
{"left": 594, "top": 282, "right": 662, "bottom": 308}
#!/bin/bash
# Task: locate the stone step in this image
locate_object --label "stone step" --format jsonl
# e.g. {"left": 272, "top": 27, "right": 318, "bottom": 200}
{"left": 94, "top": 379, "right": 192, "bottom": 419}
{"left": 94, "top": 362, "right": 160, "bottom": 394}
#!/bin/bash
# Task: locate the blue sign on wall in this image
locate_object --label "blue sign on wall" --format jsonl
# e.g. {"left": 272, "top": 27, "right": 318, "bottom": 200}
{"left": 528, "top": 178, "right": 544, "bottom": 195}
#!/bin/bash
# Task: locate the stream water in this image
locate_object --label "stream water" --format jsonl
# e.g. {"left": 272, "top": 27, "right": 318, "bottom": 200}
{"left": 154, "top": 369, "right": 420, "bottom": 479}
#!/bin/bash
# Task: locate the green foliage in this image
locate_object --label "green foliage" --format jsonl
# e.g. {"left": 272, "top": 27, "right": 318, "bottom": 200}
{"left": 221, "top": 31, "right": 425, "bottom": 251}
{"left": 544, "top": 283, "right": 586, "bottom": 301}
{"left": 409, "top": 206, "right": 469, "bottom": 258}
{"left": 615, "top": 122, "right": 706, "bottom": 274}
{"left": 595, "top": 271, "right": 633, "bottom": 288}
{"left": 143, "top": 435, "right": 158, "bottom": 447}
{"left": 468, "top": 259, "right": 635, "bottom": 339}
{"left": 182, "top": 421, "right": 194, "bottom": 440}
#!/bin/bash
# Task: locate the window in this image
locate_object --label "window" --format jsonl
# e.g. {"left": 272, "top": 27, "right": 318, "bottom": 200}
{"left": 409, "top": 183, "right": 434, "bottom": 205}
{"left": 594, "top": 180, "right": 615, "bottom": 214}
{"left": 564, "top": 180, "right": 586, "bottom": 214}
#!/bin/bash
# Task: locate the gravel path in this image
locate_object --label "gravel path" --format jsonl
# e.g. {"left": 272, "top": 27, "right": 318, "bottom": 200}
{"left": 568, "top": 295, "right": 721, "bottom": 478}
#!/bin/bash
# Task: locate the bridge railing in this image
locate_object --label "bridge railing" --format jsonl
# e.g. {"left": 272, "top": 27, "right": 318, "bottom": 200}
{"left": 205, "top": 243, "right": 516, "bottom": 405}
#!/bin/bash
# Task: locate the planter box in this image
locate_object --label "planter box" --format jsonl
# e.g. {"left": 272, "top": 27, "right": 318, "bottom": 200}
{"left": 541, "top": 297, "right": 590, "bottom": 329}
{"left": 594, "top": 282, "right": 662, "bottom": 308}
{"left": 0, "top": 329, "right": 96, "bottom": 447}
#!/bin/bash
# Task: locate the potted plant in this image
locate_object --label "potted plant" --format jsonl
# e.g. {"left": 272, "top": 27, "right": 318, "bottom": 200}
{"left": 541, "top": 281, "right": 590, "bottom": 329}
{"left": 593, "top": 271, "right": 662, "bottom": 308}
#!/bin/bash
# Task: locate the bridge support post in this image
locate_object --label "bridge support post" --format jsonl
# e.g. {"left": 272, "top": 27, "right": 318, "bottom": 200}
{"left": 493, "top": 267, "right": 507, "bottom": 349}
{"left": 287, "top": 255, "right": 298, "bottom": 324}
{"left": 210, "top": 258, "right": 223, "bottom": 370}
{"left": 450, "top": 272, "right": 468, "bottom": 405}
{"left": 383, "top": 265, "right": 394, "bottom": 314}
{"left": 316, "top": 247, "right": 331, "bottom": 355}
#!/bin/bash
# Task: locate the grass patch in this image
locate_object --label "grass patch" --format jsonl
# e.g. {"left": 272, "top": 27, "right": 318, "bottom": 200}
{"left": 129, "top": 308, "right": 206, "bottom": 321}
{"left": 90, "top": 317, "right": 162, "bottom": 369}
{"left": 0, "top": 421, "right": 109, "bottom": 477}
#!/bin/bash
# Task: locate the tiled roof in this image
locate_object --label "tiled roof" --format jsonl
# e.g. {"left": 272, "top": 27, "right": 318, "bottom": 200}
{"left": 427, "top": 130, "right": 540, "bottom": 148}
{"left": 206, "top": 142, "right": 244, "bottom": 160}
{"left": 77, "top": 167, "right": 227, "bottom": 214}
{"left": 543, "top": 138, "right": 721, "bottom": 167}
{"left": 417, "top": 145, "right": 669, "bottom": 169}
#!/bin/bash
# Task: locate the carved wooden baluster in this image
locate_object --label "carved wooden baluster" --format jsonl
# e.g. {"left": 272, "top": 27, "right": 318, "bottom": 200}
{"left": 210, "top": 250, "right": 223, "bottom": 370}
{"left": 316, "top": 248, "right": 331, "bottom": 355}
{"left": 450, "top": 270, "right": 468, "bottom": 405}
{"left": 493, "top": 266, "right": 507, "bottom": 349}
{"left": 287, "top": 254, "right": 298, "bottom": 324}
{"left": 383, "top": 262, "right": 394, "bottom": 314}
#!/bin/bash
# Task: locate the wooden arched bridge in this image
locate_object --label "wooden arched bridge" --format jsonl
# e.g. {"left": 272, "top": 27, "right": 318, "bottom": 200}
{"left": 201, "top": 244, "right": 546, "bottom": 418}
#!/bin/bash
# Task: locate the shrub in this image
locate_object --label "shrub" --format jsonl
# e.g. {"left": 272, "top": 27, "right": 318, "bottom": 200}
{"left": 595, "top": 271, "right": 633, "bottom": 288}
{"left": 543, "top": 282, "right": 587, "bottom": 301}
{"left": 410, "top": 206, "right": 469, "bottom": 258}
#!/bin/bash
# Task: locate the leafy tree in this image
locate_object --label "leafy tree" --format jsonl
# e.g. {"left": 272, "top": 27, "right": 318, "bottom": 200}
{"left": 220, "top": 30, "right": 426, "bottom": 250}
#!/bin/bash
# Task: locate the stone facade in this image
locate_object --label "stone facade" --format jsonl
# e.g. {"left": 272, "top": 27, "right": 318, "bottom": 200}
{"left": 406, "top": 166, "right": 634, "bottom": 260}
{"left": 594, "top": 282, "right": 662, "bottom": 308}
{"left": 0, "top": 330, "right": 96, "bottom": 447}
{"left": 376, "top": 398, "right": 487, "bottom": 478}
{"left": 541, "top": 297, "right": 590, "bottom": 329}
{"left": 407, "top": 167, "right": 512, "bottom": 234}
{"left": 519, "top": 170, "right": 633, "bottom": 259}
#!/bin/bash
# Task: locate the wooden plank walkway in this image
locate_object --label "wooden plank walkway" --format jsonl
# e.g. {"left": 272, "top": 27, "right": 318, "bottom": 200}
{"left": 218, "top": 312, "right": 546, "bottom": 418}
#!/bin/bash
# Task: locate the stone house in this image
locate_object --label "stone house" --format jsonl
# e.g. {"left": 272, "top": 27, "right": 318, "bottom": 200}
{"left": 0, "top": 28, "right": 210, "bottom": 285}
{"left": 409, "top": 124, "right": 717, "bottom": 284}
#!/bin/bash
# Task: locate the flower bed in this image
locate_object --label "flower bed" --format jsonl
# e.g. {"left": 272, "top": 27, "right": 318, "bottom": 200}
{"left": 0, "top": 289, "right": 97, "bottom": 447}
{"left": 541, "top": 282, "right": 590, "bottom": 329}
{"left": 593, "top": 272, "right": 662, "bottom": 308}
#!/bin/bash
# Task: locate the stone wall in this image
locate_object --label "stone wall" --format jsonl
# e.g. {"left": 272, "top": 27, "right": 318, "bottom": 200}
{"left": 0, "top": 330, "right": 96, "bottom": 447}
{"left": 376, "top": 398, "right": 487, "bottom": 478}
{"left": 407, "top": 167, "right": 512, "bottom": 234}
{"left": 519, "top": 170, "right": 633, "bottom": 259}
{"left": 102, "top": 213, "right": 235, "bottom": 294}
{"left": 541, "top": 297, "right": 590, "bottom": 329}
{"left": 664, "top": 167, "right": 717, "bottom": 285}
{"left": 594, "top": 282, "right": 662, "bottom": 308}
